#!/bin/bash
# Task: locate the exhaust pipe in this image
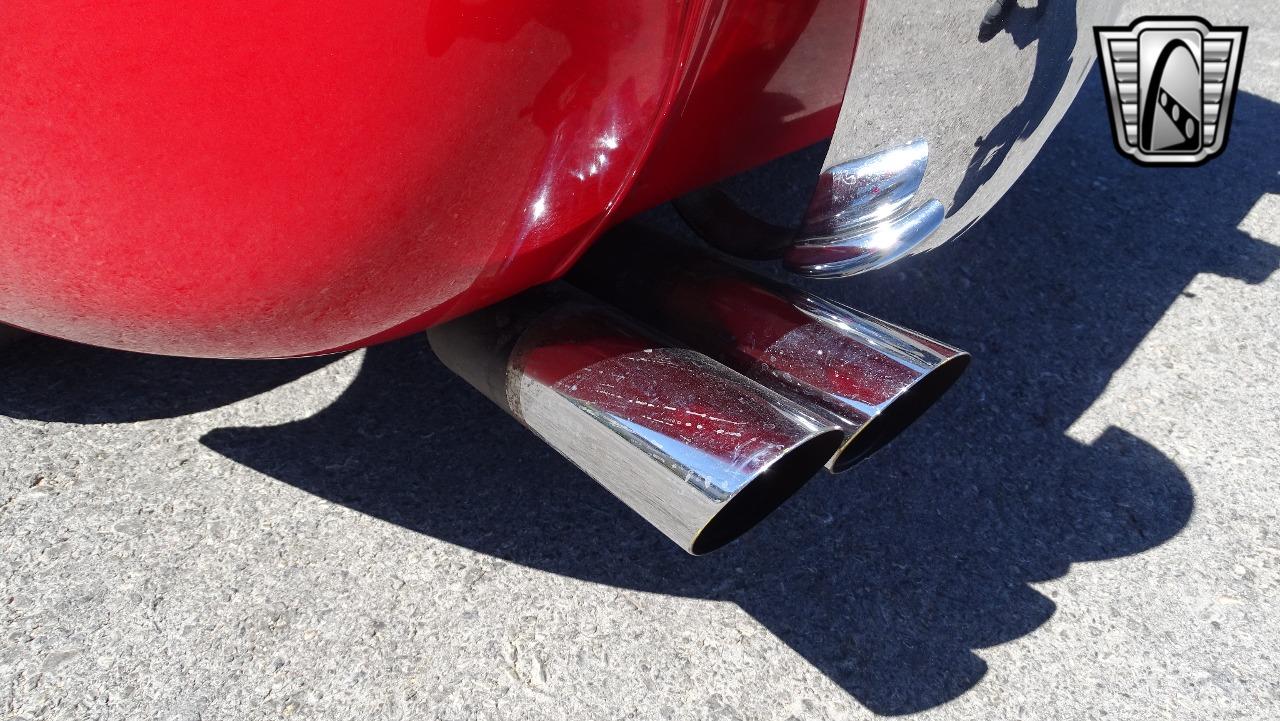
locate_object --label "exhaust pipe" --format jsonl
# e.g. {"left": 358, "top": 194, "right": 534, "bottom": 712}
{"left": 426, "top": 287, "right": 843, "bottom": 554}
{"left": 569, "top": 230, "right": 970, "bottom": 472}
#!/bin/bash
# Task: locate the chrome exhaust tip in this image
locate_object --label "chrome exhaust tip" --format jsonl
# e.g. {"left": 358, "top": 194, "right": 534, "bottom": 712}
{"left": 808, "top": 310, "right": 970, "bottom": 472}
{"left": 426, "top": 287, "right": 843, "bottom": 554}
{"left": 569, "top": 230, "right": 969, "bottom": 473}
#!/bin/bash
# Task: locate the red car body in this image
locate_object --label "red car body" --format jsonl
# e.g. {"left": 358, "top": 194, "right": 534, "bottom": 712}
{"left": 0, "top": 0, "right": 862, "bottom": 358}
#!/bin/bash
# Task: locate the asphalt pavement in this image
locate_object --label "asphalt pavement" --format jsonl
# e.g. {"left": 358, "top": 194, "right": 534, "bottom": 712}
{"left": 3, "top": 1, "right": 1278, "bottom": 719}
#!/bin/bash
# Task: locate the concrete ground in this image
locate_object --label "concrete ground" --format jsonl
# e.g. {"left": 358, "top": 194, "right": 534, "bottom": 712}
{"left": 3, "top": 1, "right": 1277, "bottom": 719}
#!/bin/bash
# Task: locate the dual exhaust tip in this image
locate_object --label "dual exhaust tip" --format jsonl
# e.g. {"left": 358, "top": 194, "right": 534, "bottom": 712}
{"left": 427, "top": 231, "right": 968, "bottom": 554}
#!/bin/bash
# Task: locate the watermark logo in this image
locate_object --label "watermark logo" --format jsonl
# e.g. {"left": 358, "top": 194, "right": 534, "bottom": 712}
{"left": 1095, "top": 17, "right": 1247, "bottom": 166}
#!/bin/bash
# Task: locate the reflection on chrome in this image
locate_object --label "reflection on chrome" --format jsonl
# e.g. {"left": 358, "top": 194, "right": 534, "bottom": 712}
{"left": 675, "top": 0, "right": 1120, "bottom": 277}
{"left": 802, "top": 138, "right": 931, "bottom": 230}
{"left": 426, "top": 286, "right": 843, "bottom": 554}
{"left": 675, "top": 139, "right": 947, "bottom": 277}
{"left": 570, "top": 232, "right": 969, "bottom": 472}
{"left": 824, "top": 0, "right": 1120, "bottom": 252}
{"left": 785, "top": 137, "right": 946, "bottom": 276}
{"left": 786, "top": 199, "right": 945, "bottom": 277}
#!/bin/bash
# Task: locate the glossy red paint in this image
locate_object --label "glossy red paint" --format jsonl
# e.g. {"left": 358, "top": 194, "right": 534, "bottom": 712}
{"left": 0, "top": 0, "right": 862, "bottom": 358}
{"left": 619, "top": 0, "right": 864, "bottom": 215}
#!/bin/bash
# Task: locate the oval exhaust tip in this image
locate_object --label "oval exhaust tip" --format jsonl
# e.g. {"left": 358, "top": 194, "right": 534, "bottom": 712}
{"left": 428, "top": 287, "right": 848, "bottom": 555}
{"left": 690, "top": 428, "right": 845, "bottom": 555}
{"left": 828, "top": 352, "right": 971, "bottom": 473}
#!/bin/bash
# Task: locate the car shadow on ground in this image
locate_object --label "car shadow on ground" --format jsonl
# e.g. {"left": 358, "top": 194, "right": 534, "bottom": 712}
{"left": 0, "top": 341, "right": 337, "bottom": 424}
{"left": 3, "top": 85, "right": 1276, "bottom": 714}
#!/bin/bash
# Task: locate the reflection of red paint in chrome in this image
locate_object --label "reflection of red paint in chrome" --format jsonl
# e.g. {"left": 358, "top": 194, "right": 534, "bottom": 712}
{"left": 516, "top": 309, "right": 654, "bottom": 387}
{"left": 551, "top": 353, "right": 792, "bottom": 459}
{"left": 515, "top": 308, "right": 794, "bottom": 458}
{"left": 654, "top": 276, "right": 915, "bottom": 409}
{"left": 762, "top": 322, "right": 917, "bottom": 408}
{"left": 570, "top": 241, "right": 924, "bottom": 423}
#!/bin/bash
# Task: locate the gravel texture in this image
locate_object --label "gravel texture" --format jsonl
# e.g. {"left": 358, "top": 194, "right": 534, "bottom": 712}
{"left": 3, "top": 1, "right": 1278, "bottom": 719}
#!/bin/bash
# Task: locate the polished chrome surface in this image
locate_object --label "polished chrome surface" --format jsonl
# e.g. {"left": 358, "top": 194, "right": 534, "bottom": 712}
{"left": 824, "top": 0, "right": 1121, "bottom": 253}
{"left": 778, "top": 292, "right": 970, "bottom": 469}
{"left": 787, "top": 139, "right": 945, "bottom": 276}
{"left": 570, "top": 233, "right": 969, "bottom": 472}
{"left": 426, "top": 287, "right": 842, "bottom": 554}
{"left": 675, "top": 139, "right": 946, "bottom": 277}
{"left": 785, "top": 197, "right": 946, "bottom": 278}
{"left": 676, "top": 0, "right": 1121, "bottom": 276}
{"left": 800, "top": 138, "right": 930, "bottom": 233}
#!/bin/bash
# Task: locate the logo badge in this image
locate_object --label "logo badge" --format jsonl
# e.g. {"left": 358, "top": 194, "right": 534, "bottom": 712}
{"left": 1095, "top": 17, "right": 1247, "bottom": 166}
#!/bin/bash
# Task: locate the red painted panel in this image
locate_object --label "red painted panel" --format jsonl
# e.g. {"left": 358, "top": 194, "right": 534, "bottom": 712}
{"left": 619, "top": 0, "right": 864, "bottom": 215}
{"left": 0, "top": 0, "right": 861, "bottom": 358}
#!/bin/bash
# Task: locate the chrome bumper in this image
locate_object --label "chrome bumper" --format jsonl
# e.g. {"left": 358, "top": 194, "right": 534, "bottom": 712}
{"left": 679, "top": 0, "right": 1123, "bottom": 277}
